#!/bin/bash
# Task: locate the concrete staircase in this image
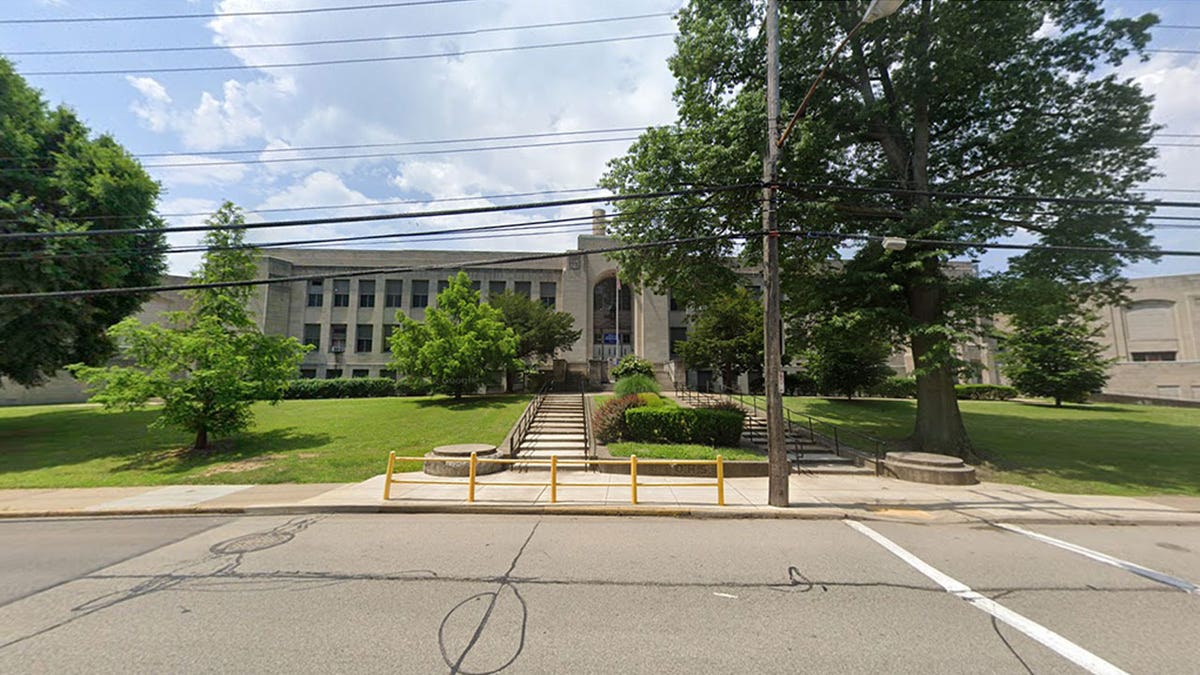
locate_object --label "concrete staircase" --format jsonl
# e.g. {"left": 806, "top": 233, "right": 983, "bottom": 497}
{"left": 514, "top": 394, "right": 590, "bottom": 466}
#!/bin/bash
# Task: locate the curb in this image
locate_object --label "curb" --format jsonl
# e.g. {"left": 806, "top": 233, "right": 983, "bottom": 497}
{"left": 2, "top": 502, "right": 1198, "bottom": 526}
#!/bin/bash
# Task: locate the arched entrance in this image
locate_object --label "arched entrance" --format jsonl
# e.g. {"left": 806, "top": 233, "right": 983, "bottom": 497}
{"left": 592, "top": 275, "right": 633, "bottom": 362}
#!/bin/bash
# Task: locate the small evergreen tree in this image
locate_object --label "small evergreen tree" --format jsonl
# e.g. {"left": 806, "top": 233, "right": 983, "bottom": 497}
{"left": 388, "top": 272, "right": 519, "bottom": 398}
{"left": 802, "top": 314, "right": 895, "bottom": 400}
{"left": 1001, "top": 316, "right": 1111, "bottom": 407}
{"left": 69, "top": 203, "right": 309, "bottom": 450}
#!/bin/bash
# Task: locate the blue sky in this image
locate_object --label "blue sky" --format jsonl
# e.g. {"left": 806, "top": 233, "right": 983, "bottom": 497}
{"left": 2, "top": 0, "right": 1198, "bottom": 279}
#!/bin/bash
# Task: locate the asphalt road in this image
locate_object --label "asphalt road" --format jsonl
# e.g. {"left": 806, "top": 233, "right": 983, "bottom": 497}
{"left": 0, "top": 514, "right": 1197, "bottom": 674}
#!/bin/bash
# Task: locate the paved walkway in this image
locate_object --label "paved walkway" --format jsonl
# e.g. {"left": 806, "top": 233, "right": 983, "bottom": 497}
{"left": 2, "top": 473, "right": 1197, "bottom": 524}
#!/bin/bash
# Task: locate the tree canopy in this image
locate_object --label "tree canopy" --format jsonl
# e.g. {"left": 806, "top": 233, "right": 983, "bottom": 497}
{"left": 70, "top": 204, "right": 309, "bottom": 450}
{"left": 799, "top": 312, "right": 896, "bottom": 400}
{"left": 388, "top": 272, "right": 520, "bottom": 398}
{"left": 601, "top": 0, "right": 1159, "bottom": 457}
{"left": 1001, "top": 315, "right": 1111, "bottom": 407}
{"left": 1, "top": 57, "right": 166, "bottom": 386}
{"left": 488, "top": 290, "right": 581, "bottom": 362}
{"left": 677, "top": 287, "right": 763, "bottom": 392}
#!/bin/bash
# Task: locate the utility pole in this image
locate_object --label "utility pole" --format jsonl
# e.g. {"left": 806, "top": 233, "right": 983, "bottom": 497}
{"left": 762, "top": 0, "right": 787, "bottom": 507}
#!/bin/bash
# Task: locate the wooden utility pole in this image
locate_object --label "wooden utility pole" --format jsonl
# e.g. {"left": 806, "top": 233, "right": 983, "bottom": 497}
{"left": 762, "top": 0, "right": 788, "bottom": 507}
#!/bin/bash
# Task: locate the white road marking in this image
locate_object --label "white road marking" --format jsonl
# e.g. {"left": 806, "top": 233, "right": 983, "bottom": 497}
{"left": 712, "top": 592, "right": 738, "bottom": 599}
{"left": 995, "top": 522, "right": 1200, "bottom": 595}
{"left": 845, "top": 520, "right": 1130, "bottom": 675}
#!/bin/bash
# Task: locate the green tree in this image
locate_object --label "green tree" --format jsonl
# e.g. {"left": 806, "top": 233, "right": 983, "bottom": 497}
{"left": 1001, "top": 316, "right": 1110, "bottom": 407}
{"left": 801, "top": 314, "right": 896, "bottom": 400}
{"left": 601, "top": 0, "right": 1158, "bottom": 458}
{"left": 1, "top": 57, "right": 167, "bottom": 386}
{"left": 489, "top": 290, "right": 581, "bottom": 390}
{"left": 69, "top": 204, "right": 308, "bottom": 450}
{"left": 388, "top": 272, "right": 519, "bottom": 398}
{"left": 677, "top": 287, "right": 763, "bottom": 392}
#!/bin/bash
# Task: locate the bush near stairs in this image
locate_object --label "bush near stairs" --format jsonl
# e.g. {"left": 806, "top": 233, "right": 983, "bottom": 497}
{"left": 624, "top": 407, "right": 744, "bottom": 447}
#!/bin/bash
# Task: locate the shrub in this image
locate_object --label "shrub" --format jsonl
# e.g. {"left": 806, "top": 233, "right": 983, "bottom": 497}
{"left": 637, "top": 392, "right": 667, "bottom": 407}
{"left": 624, "top": 407, "right": 744, "bottom": 447}
{"left": 281, "top": 378, "right": 400, "bottom": 400}
{"left": 610, "top": 354, "right": 655, "bottom": 380}
{"left": 867, "top": 376, "right": 917, "bottom": 399}
{"left": 955, "top": 384, "right": 1018, "bottom": 401}
{"left": 784, "top": 371, "right": 818, "bottom": 396}
{"left": 614, "top": 374, "right": 660, "bottom": 397}
{"left": 593, "top": 394, "right": 645, "bottom": 444}
{"left": 702, "top": 400, "right": 745, "bottom": 415}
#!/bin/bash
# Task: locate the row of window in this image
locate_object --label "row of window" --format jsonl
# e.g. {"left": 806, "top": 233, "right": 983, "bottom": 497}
{"left": 306, "top": 278, "right": 556, "bottom": 309}
{"left": 1131, "top": 351, "right": 1177, "bottom": 362}
{"left": 299, "top": 368, "right": 396, "bottom": 380}
{"left": 303, "top": 323, "right": 399, "bottom": 353}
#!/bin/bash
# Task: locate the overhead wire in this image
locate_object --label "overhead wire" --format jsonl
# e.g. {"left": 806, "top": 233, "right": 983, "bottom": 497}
{"left": 19, "top": 33, "right": 677, "bottom": 76}
{"left": 2, "top": 13, "right": 673, "bottom": 56}
{"left": 0, "top": 1, "right": 479, "bottom": 24}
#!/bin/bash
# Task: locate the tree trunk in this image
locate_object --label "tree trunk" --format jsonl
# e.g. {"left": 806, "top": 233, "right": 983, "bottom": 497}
{"left": 1055, "top": 397, "right": 1062, "bottom": 407}
{"left": 722, "top": 366, "right": 736, "bottom": 394}
{"left": 193, "top": 426, "right": 208, "bottom": 451}
{"left": 908, "top": 284, "right": 973, "bottom": 459}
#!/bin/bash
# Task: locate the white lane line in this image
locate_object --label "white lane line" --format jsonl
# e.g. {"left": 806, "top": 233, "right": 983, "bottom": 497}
{"left": 845, "top": 520, "right": 1129, "bottom": 675}
{"left": 995, "top": 522, "right": 1200, "bottom": 595}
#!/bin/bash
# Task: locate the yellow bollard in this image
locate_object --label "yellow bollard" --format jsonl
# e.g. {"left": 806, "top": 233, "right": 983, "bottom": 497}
{"left": 384, "top": 451, "right": 396, "bottom": 500}
{"left": 630, "top": 454, "right": 638, "bottom": 505}
{"left": 716, "top": 454, "right": 725, "bottom": 506}
{"left": 469, "top": 452, "right": 477, "bottom": 503}
{"left": 550, "top": 455, "right": 558, "bottom": 503}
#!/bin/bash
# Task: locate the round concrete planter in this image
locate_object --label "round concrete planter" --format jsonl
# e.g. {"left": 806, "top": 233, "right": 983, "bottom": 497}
{"left": 424, "top": 444, "right": 508, "bottom": 477}
{"left": 882, "top": 451, "right": 977, "bottom": 485}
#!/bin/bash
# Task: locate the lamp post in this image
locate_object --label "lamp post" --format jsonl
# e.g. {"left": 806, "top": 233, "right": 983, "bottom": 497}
{"left": 762, "top": 0, "right": 904, "bottom": 507}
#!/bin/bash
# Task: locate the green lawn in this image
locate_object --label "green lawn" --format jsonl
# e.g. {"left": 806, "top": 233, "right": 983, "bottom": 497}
{"left": 768, "top": 397, "right": 1200, "bottom": 496}
{"left": 0, "top": 395, "right": 530, "bottom": 488}
{"left": 607, "top": 442, "right": 764, "bottom": 462}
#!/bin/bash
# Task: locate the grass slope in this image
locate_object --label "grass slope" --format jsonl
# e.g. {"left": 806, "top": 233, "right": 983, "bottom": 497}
{"left": 0, "top": 396, "right": 529, "bottom": 488}
{"left": 777, "top": 397, "right": 1200, "bottom": 496}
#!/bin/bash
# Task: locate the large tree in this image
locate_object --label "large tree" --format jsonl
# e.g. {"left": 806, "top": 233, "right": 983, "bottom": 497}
{"left": 489, "top": 290, "right": 582, "bottom": 391}
{"left": 70, "top": 204, "right": 309, "bottom": 450}
{"left": 0, "top": 57, "right": 166, "bottom": 386}
{"left": 677, "top": 287, "right": 763, "bottom": 392}
{"left": 389, "top": 272, "right": 520, "bottom": 398}
{"left": 602, "top": 0, "right": 1158, "bottom": 458}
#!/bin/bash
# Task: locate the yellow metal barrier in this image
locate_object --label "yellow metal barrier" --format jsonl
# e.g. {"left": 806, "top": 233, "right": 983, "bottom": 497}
{"left": 382, "top": 451, "right": 726, "bottom": 506}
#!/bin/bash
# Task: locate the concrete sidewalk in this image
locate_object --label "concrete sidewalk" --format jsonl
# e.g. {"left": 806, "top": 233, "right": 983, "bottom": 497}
{"left": 1, "top": 472, "right": 1198, "bottom": 524}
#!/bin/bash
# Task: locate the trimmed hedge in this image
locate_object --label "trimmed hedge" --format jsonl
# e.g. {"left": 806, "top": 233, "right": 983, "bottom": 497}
{"left": 625, "top": 407, "right": 744, "bottom": 447}
{"left": 281, "top": 377, "right": 433, "bottom": 399}
{"left": 614, "top": 374, "right": 660, "bottom": 397}
{"left": 955, "top": 384, "right": 1018, "bottom": 401}
{"left": 593, "top": 394, "right": 645, "bottom": 444}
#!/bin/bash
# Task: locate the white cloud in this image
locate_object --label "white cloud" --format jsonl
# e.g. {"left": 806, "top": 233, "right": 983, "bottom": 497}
{"left": 149, "top": 155, "right": 250, "bottom": 188}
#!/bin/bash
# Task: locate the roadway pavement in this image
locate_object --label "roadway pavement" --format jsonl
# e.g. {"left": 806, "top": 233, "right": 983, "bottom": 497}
{"left": 0, "top": 514, "right": 1196, "bottom": 673}
{"left": 1, "top": 473, "right": 1198, "bottom": 525}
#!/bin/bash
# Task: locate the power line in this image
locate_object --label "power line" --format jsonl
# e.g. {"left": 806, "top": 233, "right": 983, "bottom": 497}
{"left": 0, "top": 1, "right": 477, "bottom": 25}
{"left": 779, "top": 182, "right": 1200, "bottom": 210}
{"left": 0, "top": 187, "right": 611, "bottom": 227}
{"left": 20, "top": 33, "right": 676, "bottom": 76}
{"left": 0, "top": 184, "right": 759, "bottom": 242}
{"left": 5, "top": 228, "right": 1199, "bottom": 302}
{"left": 4, "top": 13, "right": 673, "bottom": 56}
{"left": 0, "top": 136, "right": 640, "bottom": 173}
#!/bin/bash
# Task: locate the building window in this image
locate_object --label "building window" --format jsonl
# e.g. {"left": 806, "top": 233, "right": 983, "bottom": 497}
{"left": 307, "top": 279, "right": 323, "bottom": 307}
{"left": 380, "top": 369, "right": 397, "bottom": 380}
{"left": 385, "top": 279, "right": 403, "bottom": 307}
{"left": 325, "top": 369, "right": 343, "bottom": 379}
{"left": 359, "top": 280, "right": 376, "bottom": 308}
{"left": 355, "top": 324, "right": 373, "bottom": 353}
{"left": 471, "top": 281, "right": 481, "bottom": 293}
{"left": 381, "top": 324, "right": 396, "bottom": 352}
{"left": 302, "top": 324, "right": 321, "bottom": 349}
{"left": 514, "top": 281, "right": 531, "bottom": 298}
{"left": 489, "top": 280, "right": 506, "bottom": 297}
{"left": 669, "top": 294, "right": 680, "bottom": 311}
{"left": 1131, "top": 351, "right": 1176, "bottom": 362}
{"left": 333, "top": 279, "right": 350, "bottom": 307}
{"left": 670, "top": 327, "right": 688, "bottom": 358}
{"left": 540, "top": 282, "right": 557, "bottom": 309}
{"left": 438, "top": 279, "right": 450, "bottom": 295}
{"left": 330, "top": 324, "right": 347, "bottom": 353}
{"left": 411, "top": 280, "right": 429, "bottom": 308}
{"left": 299, "top": 368, "right": 317, "bottom": 379}
{"left": 351, "top": 369, "right": 370, "bottom": 378}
